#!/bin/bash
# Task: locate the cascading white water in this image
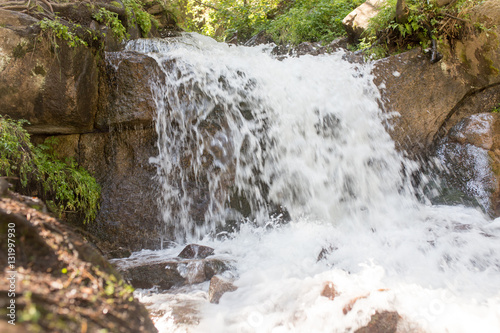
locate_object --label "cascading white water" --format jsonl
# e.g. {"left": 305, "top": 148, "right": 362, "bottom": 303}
{"left": 125, "top": 34, "right": 500, "bottom": 332}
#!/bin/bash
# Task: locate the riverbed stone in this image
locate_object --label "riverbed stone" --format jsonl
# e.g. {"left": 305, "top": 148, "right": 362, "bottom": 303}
{"left": 355, "top": 311, "right": 400, "bottom": 333}
{"left": 112, "top": 255, "right": 233, "bottom": 290}
{"left": 320, "top": 281, "right": 339, "bottom": 300}
{"left": 208, "top": 275, "right": 238, "bottom": 304}
{"left": 178, "top": 244, "right": 215, "bottom": 259}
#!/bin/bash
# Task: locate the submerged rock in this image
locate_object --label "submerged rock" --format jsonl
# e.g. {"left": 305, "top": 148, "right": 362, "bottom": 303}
{"left": 355, "top": 311, "right": 400, "bottom": 333}
{"left": 320, "top": 281, "right": 338, "bottom": 300}
{"left": 208, "top": 275, "right": 238, "bottom": 304}
{"left": 178, "top": 244, "right": 215, "bottom": 259}
{"left": 112, "top": 255, "right": 233, "bottom": 290}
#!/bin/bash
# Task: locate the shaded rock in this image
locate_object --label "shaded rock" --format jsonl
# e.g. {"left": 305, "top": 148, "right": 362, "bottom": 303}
{"left": 113, "top": 256, "right": 233, "bottom": 290}
{"left": 178, "top": 244, "right": 215, "bottom": 259}
{"left": 271, "top": 38, "right": 350, "bottom": 60}
{"left": 320, "top": 281, "right": 338, "bottom": 300}
{"left": 244, "top": 30, "right": 275, "bottom": 46}
{"left": 208, "top": 275, "right": 238, "bottom": 304}
{"left": 355, "top": 311, "right": 400, "bottom": 333}
{"left": 121, "top": 262, "right": 185, "bottom": 290}
{"left": 0, "top": 195, "right": 157, "bottom": 333}
{"left": 434, "top": 113, "right": 500, "bottom": 215}
{"left": 44, "top": 128, "right": 162, "bottom": 252}
{"left": 342, "top": 0, "right": 387, "bottom": 43}
{"left": 0, "top": 179, "right": 9, "bottom": 197}
{"left": 108, "top": 247, "right": 133, "bottom": 259}
{"left": 0, "top": 10, "right": 99, "bottom": 135}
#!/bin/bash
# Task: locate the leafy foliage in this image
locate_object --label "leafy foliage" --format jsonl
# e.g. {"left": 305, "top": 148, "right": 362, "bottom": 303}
{"left": 177, "top": 0, "right": 363, "bottom": 44}
{"left": 93, "top": 8, "right": 129, "bottom": 41}
{"left": 38, "top": 18, "right": 88, "bottom": 48}
{"left": 265, "top": 0, "right": 364, "bottom": 44}
{"left": 492, "top": 104, "right": 500, "bottom": 113}
{"left": 360, "top": 0, "right": 487, "bottom": 59}
{"left": 0, "top": 116, "right": 101, "bottom": 223}
{"left": 123, "top": 0, "right": 156, "bottom": 37}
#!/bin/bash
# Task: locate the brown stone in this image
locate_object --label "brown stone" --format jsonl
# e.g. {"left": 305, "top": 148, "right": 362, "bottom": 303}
{"left": 0, "top": 195, "right": 157, "bottom": 333}
{"left": 96, "top": 52, "right": 164, "bottom": 130}
{"left": 355, "top": 311, "right": 400, "bottom": 333}
{"left": 112, "top": 256, "right": 232, "bottom": 290}
{"left": 0, "top": 10, "right": 99, "bottom": 135}
{"left": 178, "top": 244, "right": 215, "bottom": 259}
{"left": 208, "top": 275, "right": 238, "bottom": 304}
{"left": 320, "top": 281, "right": 338, "bottom": 300}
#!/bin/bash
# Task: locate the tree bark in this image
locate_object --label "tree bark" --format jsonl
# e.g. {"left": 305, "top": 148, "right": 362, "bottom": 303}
{"left": 395, "top": 0, "right": 409, "bottom": 24}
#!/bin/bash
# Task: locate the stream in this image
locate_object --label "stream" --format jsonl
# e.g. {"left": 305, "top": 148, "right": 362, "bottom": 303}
{"left": 120, "top": 34, "right": 500, "bottom": 332}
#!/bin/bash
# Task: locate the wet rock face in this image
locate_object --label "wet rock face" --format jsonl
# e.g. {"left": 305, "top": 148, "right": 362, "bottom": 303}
{"left": 434, "top": 113, "right": 500, "bottom": 216}
{"left": 96, "top": 52, "right": 165, "bottom": 130}
{"left": 42, "top": 128, "right": 162, "bottom": 252}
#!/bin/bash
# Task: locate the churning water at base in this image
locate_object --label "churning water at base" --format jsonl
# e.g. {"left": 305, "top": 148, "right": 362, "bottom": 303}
{"left": 124, "top": 34, "right": 500, "bottom": 332}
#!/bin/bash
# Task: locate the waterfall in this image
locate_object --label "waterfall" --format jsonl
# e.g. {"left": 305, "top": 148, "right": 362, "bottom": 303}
{"left": 127, "top": 34, "right": 420, "bottom": 240}
{"left": 124, "top": 34, "right": 500, "bottom": 333}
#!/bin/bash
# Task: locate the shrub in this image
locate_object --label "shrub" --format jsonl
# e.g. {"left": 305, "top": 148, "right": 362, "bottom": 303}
{"left": 360, "top": 0, "right": 487, "bottom": 59}
{"left": 0, "top": 116, "right": 100, "bottom": 223}
{"left": 38, "top": 18, "right": 88, "bottom": 48}
{"left": 93, "top": 8, "right": 129, "bottom": 41}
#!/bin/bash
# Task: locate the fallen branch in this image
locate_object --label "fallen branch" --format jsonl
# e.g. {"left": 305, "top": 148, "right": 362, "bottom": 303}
{"left": 443, "top": 13, "right": 467, "bottom": 23}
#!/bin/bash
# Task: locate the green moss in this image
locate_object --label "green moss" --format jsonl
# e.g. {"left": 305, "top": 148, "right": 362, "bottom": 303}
{"left": 459, "top": 49, "right": 471, "bottom": 69}
{"left": 111, "top": 1, "right": 123, "bottom": 8}
{"left": 12, "top": 42, "right": 27, "bottom": 59}
{"left": 32, "top": 65, "right": 47, "bottom": 76}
